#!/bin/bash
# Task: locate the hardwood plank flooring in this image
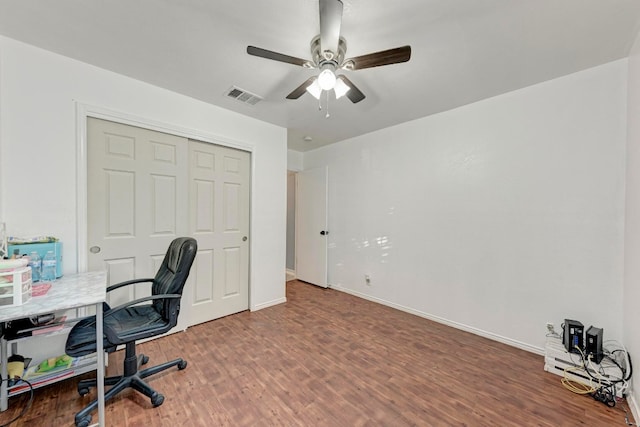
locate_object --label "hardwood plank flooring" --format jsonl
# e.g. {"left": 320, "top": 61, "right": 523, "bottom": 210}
{"left": 0, "top": 280, "right": 634, "bottom": 426}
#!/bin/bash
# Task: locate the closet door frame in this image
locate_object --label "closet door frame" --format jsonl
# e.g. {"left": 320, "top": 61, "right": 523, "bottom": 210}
{"left": 75, "top": 103, "right": 255, "bottom": 321}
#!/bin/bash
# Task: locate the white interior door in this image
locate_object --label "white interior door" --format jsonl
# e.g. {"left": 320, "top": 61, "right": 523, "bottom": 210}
{"left": 188, "top": 140, "right": 250, "bottom": 324}
{"left": 296, "top": 166, "right": 328, "bottom": 287}
{"left": 87, "top": 117, "right": 189, "bottom": 329}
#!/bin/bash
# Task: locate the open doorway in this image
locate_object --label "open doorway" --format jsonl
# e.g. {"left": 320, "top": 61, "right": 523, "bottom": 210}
{"left": 286, "top": 171, "right": 296, "bottom": 281}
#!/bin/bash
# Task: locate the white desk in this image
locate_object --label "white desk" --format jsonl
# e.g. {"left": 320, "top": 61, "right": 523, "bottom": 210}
{"left": 0, "top": 271, "right": 107, "bottom": 426}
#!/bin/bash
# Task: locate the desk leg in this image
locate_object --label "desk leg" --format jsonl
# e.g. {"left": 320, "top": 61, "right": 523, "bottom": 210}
{"left": 0, "top": 336, "right": 7, "bottom": 412}
{"left": 96, "top": 302, "right": 105, "bottom": 426}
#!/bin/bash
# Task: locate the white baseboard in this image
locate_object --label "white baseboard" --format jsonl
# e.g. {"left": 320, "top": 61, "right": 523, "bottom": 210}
{"left": 330, "top": 284, "right": 544, "bottom": 356}
{"left": 252, "top": 296, "right": 286, "bottom": 311}
{"left": 286, "top": 269, "right": 296, "bottom": 281}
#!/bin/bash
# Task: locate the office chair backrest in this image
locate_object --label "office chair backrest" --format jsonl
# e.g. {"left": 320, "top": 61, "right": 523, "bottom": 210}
{"left": 152, "top": 237, "right": 198, "bottom": 321}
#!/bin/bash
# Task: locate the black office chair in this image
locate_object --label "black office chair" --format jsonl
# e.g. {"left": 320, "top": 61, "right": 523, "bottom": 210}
{"left": 65, "top": 237, "right": 197, "bottom": 427}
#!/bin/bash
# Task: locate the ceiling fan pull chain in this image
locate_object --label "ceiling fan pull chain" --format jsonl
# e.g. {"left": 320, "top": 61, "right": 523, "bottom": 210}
{"left": 325, "top": 90, "right": 330, "bottom": 119}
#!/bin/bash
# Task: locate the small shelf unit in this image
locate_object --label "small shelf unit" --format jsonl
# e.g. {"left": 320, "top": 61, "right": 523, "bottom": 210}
{"left": 3, "top": 317, "right": 100, "bottom": 398}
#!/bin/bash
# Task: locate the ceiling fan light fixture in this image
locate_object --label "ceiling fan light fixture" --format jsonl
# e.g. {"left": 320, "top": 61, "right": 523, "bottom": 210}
{"left": 333, "top": 78, "right": 350, "bottom": 99}
{"left": 306, "top": 80, "right": 322, "bottom": 99}
{"left": 318, "top": 67, "right": 336, "bottom": 90}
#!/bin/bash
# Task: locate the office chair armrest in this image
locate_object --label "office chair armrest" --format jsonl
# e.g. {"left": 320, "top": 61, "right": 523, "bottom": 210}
{"left": 83, "top": 294, "right": 180, "bottom": 327}
{"left": 103, "top": 294, "right": 181, "bottom": 344}
{"left": 88, "top": 294, "right": 181, "bottom": 344}
{"left": 102, "top": 294, "right": 181, "bottom": 320}
{"left": 107, "top": 278, "right": 155, "bottom": 293}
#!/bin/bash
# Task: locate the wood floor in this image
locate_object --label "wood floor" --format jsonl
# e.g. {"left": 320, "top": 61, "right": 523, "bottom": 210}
{"left": 0, "top": 280, "right": 634, "bottom": 426}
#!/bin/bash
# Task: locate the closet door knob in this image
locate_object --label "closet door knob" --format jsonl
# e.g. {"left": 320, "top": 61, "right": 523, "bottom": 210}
{"left": 89, "top": 246, "right": 101, "bottom": 254}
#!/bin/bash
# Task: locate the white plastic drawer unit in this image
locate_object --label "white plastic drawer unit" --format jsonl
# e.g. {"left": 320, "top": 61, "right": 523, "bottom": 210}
{"left": 0, "top": 266, "right": 32, "bottom": 307}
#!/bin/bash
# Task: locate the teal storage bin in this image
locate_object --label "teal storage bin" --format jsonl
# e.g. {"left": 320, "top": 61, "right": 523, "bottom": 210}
{"left": 8, "top": 242, "right": 63, "bottom": 278}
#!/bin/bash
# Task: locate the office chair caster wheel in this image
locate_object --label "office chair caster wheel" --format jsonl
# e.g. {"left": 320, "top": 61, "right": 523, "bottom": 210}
{"left": 141, "top": 355, "right": 149, "bottom": 365}
{"left": 77, "top": 387, "right": 90, "bottom": 397}
{"left": 178, "top": 360, "right": 187, "bottom": 370}
{"left": 151, "top": 392, "right": 164, "bottom": 407}
{"left": 75, "top": 415, "right": 91, "bottom": 427}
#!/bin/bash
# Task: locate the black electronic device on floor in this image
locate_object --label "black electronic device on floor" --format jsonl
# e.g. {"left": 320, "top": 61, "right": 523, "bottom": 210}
{"left": 585, "top": 326, "right": 604, "bottom": 364}
{"left": 563, "top": 319, "right": 584, "bottom": 354}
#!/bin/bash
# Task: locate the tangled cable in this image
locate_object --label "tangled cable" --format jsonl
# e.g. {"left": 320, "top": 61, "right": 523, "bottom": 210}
{"left": 561, "top": 341, "right": 632, "bottom": 410}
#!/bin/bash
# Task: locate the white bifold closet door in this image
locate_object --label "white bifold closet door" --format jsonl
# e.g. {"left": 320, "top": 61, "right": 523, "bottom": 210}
{"left": 87, "top": 118, "right": 250, "bottom": 331}
{"left": 188, "top": 140, "right": 250, "bottom": 324}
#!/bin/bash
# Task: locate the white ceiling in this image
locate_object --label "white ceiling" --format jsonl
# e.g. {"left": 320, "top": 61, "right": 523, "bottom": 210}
{"left": 1, "top": 0, "right": 639, "bottom": 152}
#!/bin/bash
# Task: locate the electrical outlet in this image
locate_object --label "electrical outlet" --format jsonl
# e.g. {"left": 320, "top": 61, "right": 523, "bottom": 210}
{"left": 365, "top": 274, "right": 371, "bottom": 285}
{"left": 546, "top": 322, "right": 555, "bottom": 333}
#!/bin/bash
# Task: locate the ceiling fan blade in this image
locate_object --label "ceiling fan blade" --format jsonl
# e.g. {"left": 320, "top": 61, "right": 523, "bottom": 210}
{"left": 337, "top": 75, "right": 365, "bottom": 103}
{"left": 344, "top": 46, "right": 411, "bottom": 70}
{"left": 286, "top": 76, "right": 318, "bottom": 99}
{"left": 247, "top": 46, "right": 310, "bottom": 67}
{"left": 319, "top": 0, "right": 343, "bottom": 57}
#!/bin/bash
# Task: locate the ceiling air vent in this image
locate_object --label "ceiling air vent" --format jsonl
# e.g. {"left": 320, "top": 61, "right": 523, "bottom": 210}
{"left": 225, "top": 86, "right": 263, "bottom": 106}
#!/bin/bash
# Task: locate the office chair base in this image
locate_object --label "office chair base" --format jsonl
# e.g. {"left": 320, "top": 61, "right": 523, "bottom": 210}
{"left": 73, "top": 350, "right": 187, "bottom": 427}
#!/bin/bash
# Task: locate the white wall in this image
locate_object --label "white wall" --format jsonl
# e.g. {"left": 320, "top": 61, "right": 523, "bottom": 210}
{"left": 305, "top": 60, "right": 627, "bottom": 353}
{"left": 624, "top": 29, "right": 640, "bottom": 417}
{"left": 287, "top": 149, "right": 303, "bottom": 171}
{"left": 0, "top": 36, "right": 287, "bottom": 310}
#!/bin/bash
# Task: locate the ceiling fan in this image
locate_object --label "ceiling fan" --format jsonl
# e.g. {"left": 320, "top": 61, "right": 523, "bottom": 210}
{"left": 246, "top": 0, "right": 411, "bottom": 104}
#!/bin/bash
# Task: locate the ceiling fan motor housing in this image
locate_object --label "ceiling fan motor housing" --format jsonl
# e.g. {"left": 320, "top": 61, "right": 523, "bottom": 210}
{"left": 310, "top": 35, "right": 347, "bottom": 67}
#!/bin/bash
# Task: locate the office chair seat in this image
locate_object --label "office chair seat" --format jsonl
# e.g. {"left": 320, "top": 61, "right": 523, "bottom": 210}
{"left": 65, "top": 237, "right": 197, "bottom": 427}
{"left": 66, "top": 305, "right": 167, "bottom": 355}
